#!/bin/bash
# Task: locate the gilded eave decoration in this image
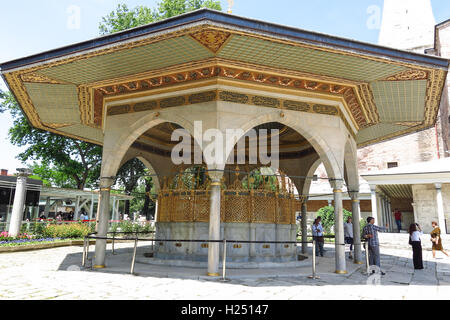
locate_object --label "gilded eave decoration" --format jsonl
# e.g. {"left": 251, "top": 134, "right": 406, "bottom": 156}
{"left": 2, "top": 24, "right": 447, "bottom": 147}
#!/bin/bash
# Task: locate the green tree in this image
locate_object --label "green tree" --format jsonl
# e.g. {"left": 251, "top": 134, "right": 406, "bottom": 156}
{"left": 115, "top": 159, "right": 148, "bottom": 217}
{"left": 316, "top": 206, "right": 353, "bottom": 235}
{"left": 99, "top": 0, "right": 222, "bottom": 35}
{"left": 0, "top": 90, "right": 102, "bottom": 190}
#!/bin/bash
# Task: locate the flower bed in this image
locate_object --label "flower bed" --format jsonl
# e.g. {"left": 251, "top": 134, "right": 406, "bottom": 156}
{"left": 0, "top": 238, "right": 66, "bottom": 247}
{"left": 0, "top": 230, "right": 83, "bottom": 248}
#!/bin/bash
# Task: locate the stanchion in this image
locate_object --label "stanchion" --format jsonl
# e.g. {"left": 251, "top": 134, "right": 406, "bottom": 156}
{"left": 85, "top": 237, "right": 90, "bottom": 267}
{"left": 130, "top": 236, "right": 138, "bottom": 275}
{"left": 112, "top": 232, "right": 116, "bottom": 255}
{"left": 365, "top": 241, "right": 370, "bottom": 275}
{"left": 308, "top": 240, "right": 320, "bottom": 280}
{"left": 82, "top": 237, "right": 87, "bottom": 267}
{"left": 221, "top": 239, "right": 228, "bottom": 282}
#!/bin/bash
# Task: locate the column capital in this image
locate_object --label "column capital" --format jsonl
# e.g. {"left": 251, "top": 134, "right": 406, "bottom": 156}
{"left": 348, "top": 191, "right": 360, "bottom": 201}
{"left": 435, "top": 183, "right": 442, "bottom": 190}
{"left": 329, "top": 178, "right": 344, "bottom": 190}
{"left": 15, "top": 168, "right": 33, "bottom": 178}
{"left": 100, "top": 177, "right": 115, "bottom": 189}
{"left": 208, "top": 170, "right": 224, "bottom": 183}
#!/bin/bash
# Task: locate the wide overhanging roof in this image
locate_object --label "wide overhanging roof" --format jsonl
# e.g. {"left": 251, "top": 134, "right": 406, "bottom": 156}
{"left": 1, "top": 9, "right": 448, "bottom": 147}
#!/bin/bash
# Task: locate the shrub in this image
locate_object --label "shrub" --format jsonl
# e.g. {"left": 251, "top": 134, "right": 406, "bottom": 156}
{"left": 112, "top": 221, "right": 154, "bottom": 235}
{"left": 42, "top": 223, "right": 91, "bottom": 239}
{"left": 316, "top": 206, "right": 353, "bottom": 235}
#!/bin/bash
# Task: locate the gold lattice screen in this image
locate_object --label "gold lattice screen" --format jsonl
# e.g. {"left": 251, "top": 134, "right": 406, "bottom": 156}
{"left": 156, "top": 168, "right": 304, "bottom": 225}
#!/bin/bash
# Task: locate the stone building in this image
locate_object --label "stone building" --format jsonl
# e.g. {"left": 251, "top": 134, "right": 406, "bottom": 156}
{"left": 307, "top": 1, "right": 450, "bottom": 235}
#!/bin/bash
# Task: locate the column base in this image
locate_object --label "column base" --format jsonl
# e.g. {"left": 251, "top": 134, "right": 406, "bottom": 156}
{"left": 354, "top": 261, "right": 364, "bottom": 265}
{"left": 335, "top": 270, "right": 348, "bottom": 275}
{"left": 93, "top": 265, "right": 106, "bottom": 269}
{"left": 207, "top": 273, "right": 220, "bottom": 277}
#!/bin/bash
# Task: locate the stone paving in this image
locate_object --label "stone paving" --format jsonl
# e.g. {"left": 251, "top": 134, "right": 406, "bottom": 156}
{"left": 0, "top": 242, "right": 450, "bottom": 300}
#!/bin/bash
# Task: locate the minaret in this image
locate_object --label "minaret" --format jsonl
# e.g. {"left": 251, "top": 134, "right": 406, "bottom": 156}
{"left": 378, "top": 0, "right": 436, "bottom": 53}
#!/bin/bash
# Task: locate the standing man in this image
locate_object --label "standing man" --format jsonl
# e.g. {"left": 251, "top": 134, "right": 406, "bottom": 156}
{"left": 363, "top": 217, "right": 388, "bottom": 275}
{"left": 344, "top": 217, "right": 354, "bottom": 260}
{"left": 394, "top": 208, "right": 402, "bottom": 233}
{"left": 312, "top": 217, "right": 325, "bottom": 257}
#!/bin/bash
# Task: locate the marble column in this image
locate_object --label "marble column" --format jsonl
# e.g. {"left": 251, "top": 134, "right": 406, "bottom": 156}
{"left": 332, "top": 179, "right": 346, "bottom": 274}
{"left": 301, "top": 198, "right": 308, "bottom": 254}
{"left": 349, "top": 191, "right": 363, "bottom": 264}
{"left": 111, "top": 197, "right": 117, "bottom": 221}
{"left": 435, "top": 184, "right": 447, "bottom": 234}
{"left": 207, "top": 172, "right": 222, "bottom": 276}
{"left": 74, "top": 196, "right": 81, "bottom": 220}
{"left": 89, "top": 194, "right": 94, "bottom": 220}
{"left": 9, "top": 169, "right": 32, "bottom": 237}
{"left": 44, "top": 197, "right": 51, "bottom": 217}
{"left": 94, "top": 177, "right": 114, "bottom": 269}
{"left": 370, "top": 186, "right": 378, "bottom": 225}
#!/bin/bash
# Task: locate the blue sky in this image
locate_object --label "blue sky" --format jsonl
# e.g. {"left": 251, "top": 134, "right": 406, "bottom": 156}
{"left": 1, "top": 0, "right": 450, "bottom": 173}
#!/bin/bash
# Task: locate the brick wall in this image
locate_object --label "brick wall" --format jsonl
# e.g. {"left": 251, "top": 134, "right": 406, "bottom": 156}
{"left": 357, "top": 127, "right": 442, "bottom": 172}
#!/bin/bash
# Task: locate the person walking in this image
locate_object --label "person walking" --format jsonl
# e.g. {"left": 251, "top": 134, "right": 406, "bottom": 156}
{"left": 431, "top": 221, "right": 449, "bottom": 259}
{"left": 409, "top": 223, "right": 424, "bottom": 270}
{"left": 363, "top": 217, "right": 388, "bottom": 275}
{"left": 312, "top": 217, "right": 325, "bottom": 257}
{"left": 394, "top": 209, "right": 402, "bottom": 232}
{"left": 344, "top": 217, "right": 354, "bottom": 260}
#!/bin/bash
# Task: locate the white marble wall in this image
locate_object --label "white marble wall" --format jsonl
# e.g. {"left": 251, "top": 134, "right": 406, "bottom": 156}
{"left": 155, "top": 222, "right": 298, "bottom": 263}
{"left": 412, "top": 184, "right": 450, "bottom": 233}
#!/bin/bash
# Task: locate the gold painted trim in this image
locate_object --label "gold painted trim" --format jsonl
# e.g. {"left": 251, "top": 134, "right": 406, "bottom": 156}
{"left": 104, "top": 88, "right": 357, "bottom": 139}
{"left": 354, "top": 261, "right": 364, "bottom": 265}
{"left": 333, "top": 189, "right": 343, "bottom": 193}
{"left": 210, "top": 182, "right": 222, "bottom": 186}
{"left": 93, "top": 265, "right": 106, "bottom": 269}
{"left": 4, "top": 24, "right": 445, "bottom": 148}
{"left": 190, "top": 29, "right": 232, "bottom": 53}
{"left": 335, "top": 270, "right": 348, "bottom": 274}
{"left": 93, "top": 62, "right": 363, "bottom": 130}
{"left": 207, "top": 273, "right": 220, "bottom": 277}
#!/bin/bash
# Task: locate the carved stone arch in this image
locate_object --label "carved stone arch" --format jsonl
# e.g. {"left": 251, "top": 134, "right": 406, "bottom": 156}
{"left": 343, "top": 138, "right": 359, "bottom": 192}
{"left": 101, "top": 111, "right": 195, "bottom": 179}
{"left": 223, "top": 111, "right": 344, "bottom": 184}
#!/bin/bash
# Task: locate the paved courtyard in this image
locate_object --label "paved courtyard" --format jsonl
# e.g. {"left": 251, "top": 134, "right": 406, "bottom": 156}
{"left": 1, "top": 240, "right": 450, "bottom": 300}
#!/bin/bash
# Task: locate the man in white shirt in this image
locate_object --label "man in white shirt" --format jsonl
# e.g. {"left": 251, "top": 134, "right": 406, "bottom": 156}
{"left": 344, "top": 217, "right": 354, "bottom": 260}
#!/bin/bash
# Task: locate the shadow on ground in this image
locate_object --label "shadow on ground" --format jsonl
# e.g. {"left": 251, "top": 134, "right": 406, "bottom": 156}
{"left": 56, "top": 243, "right": 450, "bottom": 287}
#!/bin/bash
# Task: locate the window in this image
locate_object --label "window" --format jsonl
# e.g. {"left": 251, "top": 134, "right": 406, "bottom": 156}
{"left": 387, "top": 162, "right": 398, "bottom": 169}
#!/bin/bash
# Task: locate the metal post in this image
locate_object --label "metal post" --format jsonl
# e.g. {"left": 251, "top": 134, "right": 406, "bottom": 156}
{"left": 130, "top": 236, "right": 138, "bottom": 275}
{"left": 112, "top": 232, "right": 116, "bottom": 255}
{"left": 222, "top": 239, "right": 227, "bottom": 281}
{"left": 308, "top": 240, "right": 320, "bottom": 279}
{"left": 82, "top": 237, "right": 87, "bottom": 267}
{"left": 365, "top": 241, "right": 370, "bottom": 275}
{"left": 85, "top": 238, "right": 90, "bottom": 267}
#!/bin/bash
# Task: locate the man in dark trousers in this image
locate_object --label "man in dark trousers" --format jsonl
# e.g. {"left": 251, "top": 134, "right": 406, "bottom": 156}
{"left": 363, "top": 217, "right": 388, "bottom": 275}
{"left": 394, "top": 209, "right": 402, "bottom": 233}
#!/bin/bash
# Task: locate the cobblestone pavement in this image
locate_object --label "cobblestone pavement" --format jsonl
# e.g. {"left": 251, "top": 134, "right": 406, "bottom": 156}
{"left": 0, "top": 243, "right": 450, "bottom": 300}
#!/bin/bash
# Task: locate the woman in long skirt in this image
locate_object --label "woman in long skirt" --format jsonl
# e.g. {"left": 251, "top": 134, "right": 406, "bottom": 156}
{"left": 431, "top": 221, "right": 449, "bottom": 259}
{"left": 409, "top": 223, "right": 423, "bottom": 270}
